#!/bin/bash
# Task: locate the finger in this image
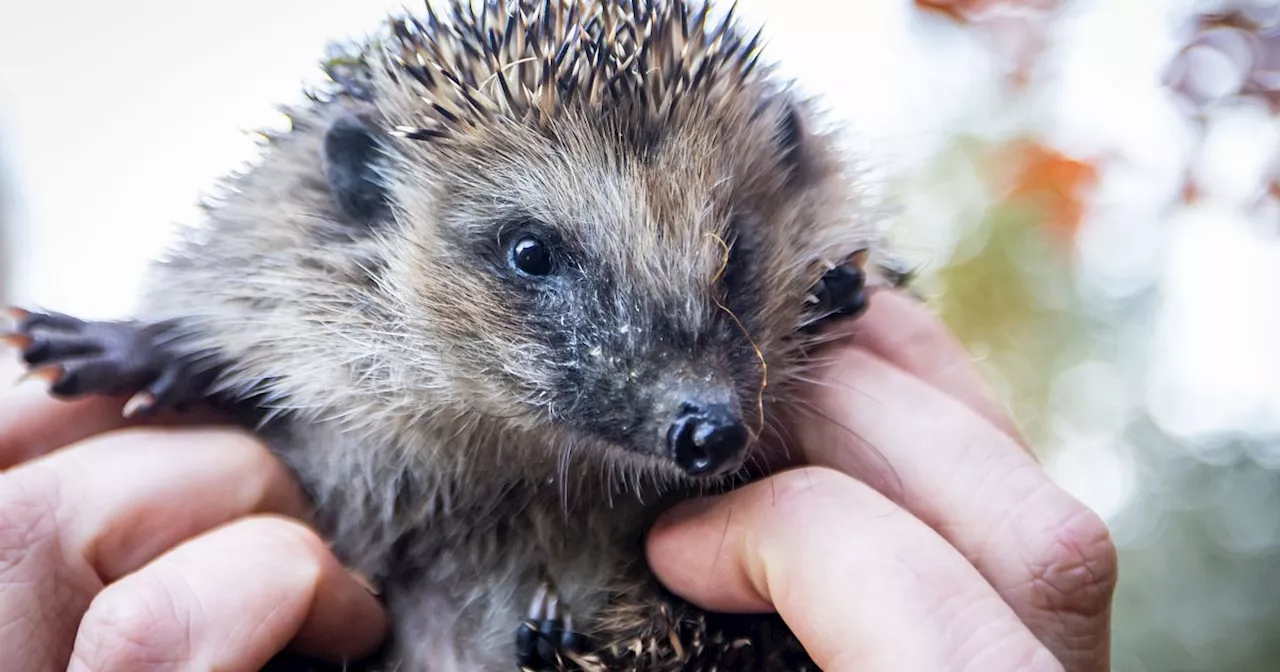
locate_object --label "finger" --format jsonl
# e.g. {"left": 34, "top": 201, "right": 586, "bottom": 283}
{"left": 0, "top": 465, "right": 101, "bottom": 672}
{"left": 796, "top": 348, "right": 1117, "bottom": 672}
{"left": 836, "top": 289, "right": 1023, "bottom": 443}
{"left": 0, "top": 427, "right": 315, "bottom": 670}
{"left": 0, "top": 349, "right": 133, "bottom": 467}
{"left": 648, "top": 467, "right": 1063, "bottom": 672}
{"left": 0, "top": 349, "right": 222, "bottom": 469}
{"left": 69, "top": 515, "right": 387, "bottom": 672}
{"left": 14, "top": 426, "right": 314, "bottom": 581}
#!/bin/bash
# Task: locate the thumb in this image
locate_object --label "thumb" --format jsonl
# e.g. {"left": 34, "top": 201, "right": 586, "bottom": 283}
{"left": 645, "top": 467, "right": 1063, "bottom": 672}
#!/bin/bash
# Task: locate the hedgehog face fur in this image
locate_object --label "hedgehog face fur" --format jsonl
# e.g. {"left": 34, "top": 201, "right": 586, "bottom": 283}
{"left": 384, "top": 102, "right": 837, "bottom": 479}
{"left": 167, "top": 0, "right": 877, "bottom": 487}
{"left": 333, "top": 0, "right": 872, "bottom": 479}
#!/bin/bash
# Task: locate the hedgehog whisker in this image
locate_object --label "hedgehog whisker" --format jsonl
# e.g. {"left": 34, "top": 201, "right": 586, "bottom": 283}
{"left": 703, "top": 231, "right": 767, "bottom": 440}
{"left": 787, "top": 373, "right": 882, "bottom": 406}
{"left": 788, "top": 398, "right": 904, "bottom": 501}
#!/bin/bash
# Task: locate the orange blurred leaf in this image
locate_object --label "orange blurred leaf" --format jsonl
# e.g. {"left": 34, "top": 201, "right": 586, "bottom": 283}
{"left": 1181, "top": 177, "right": 1203, "bottom": 206}
{"left": 915, "top": 0, "right": 1059, "bottom": 22}
{"left": 916, "top": 0, "right": 1059, "bottom": 88}
{"left": 1000, "top": 140, "right": 1100, "bottom": 242}
{"left": 915, "top": 0, "right": 992, "bottom": 22}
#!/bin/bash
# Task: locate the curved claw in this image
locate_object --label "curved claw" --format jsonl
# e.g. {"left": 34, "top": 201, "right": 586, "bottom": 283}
{"left": 4, "top": 306, "right": 31, "bottom": 324}
{"left": 2, "top": 332, "right": 33, "bottom": 350}
{"left": 517, "top": 581, "right": 591, "bottom": 671}
{"left": 18, "top": 365, "right": 63, "bottom": 387}
{"left": 123, "top": 391, "right": 158, "bottom": 418}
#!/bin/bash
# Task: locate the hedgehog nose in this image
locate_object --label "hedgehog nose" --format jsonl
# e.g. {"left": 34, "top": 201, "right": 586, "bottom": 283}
{"left": 668, "top": 403, "right": 749, "bottom": 477}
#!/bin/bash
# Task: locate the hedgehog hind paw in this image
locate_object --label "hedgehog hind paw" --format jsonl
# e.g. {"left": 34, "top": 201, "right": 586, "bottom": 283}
{"left": 3, "top": 308, "right": 205, "bottom": 416}
{"left": 517, "top": 582, "right": 594, "bottom": 672}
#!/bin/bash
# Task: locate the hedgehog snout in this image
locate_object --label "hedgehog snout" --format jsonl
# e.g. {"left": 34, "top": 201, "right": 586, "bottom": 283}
{"left": 666, "top": 400, "right": 749, "bottom": 478}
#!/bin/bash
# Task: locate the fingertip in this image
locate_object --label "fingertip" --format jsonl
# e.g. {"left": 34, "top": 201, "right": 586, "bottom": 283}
{"left": 290, "top": 567, "right": 389, "bottom": 662}
{"left": 646, "top": 494, "right": 773, "bottom": 614}
{"left": 647, "top": 468, "right": 873, "bottom": 616}
{"left": 648, "top": 468, "right": 1059, "bottom": 672}
{"left": 70, "top": 515, "right": 390, "bottom": 671}
{"left": 0, "top": 381, "right": 132, "bottom": 468}
{"left": 259, "top": 516, "right": 389, "bottom": 661}
{"left": 648, "top": 494, "right": 722, "bottom": 537}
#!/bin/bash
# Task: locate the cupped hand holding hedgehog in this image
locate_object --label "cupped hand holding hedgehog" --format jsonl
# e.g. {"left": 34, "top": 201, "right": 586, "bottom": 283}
{"left": 0, "top": 1, "right": 1117, "bottom": 671}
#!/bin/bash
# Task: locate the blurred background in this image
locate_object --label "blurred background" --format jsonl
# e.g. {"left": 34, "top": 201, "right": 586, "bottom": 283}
{"left": 2, "top": 0, "right": 1278, "bottom": 669}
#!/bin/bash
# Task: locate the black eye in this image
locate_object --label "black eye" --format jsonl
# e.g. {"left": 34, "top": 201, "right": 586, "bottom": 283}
{"left": 510, "top": 235, "right": 554, "bottom": 276}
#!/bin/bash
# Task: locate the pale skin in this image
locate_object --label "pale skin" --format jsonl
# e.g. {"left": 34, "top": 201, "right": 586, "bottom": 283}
{"left": 0, "top": 291, "right": 1117, "bottom": 671}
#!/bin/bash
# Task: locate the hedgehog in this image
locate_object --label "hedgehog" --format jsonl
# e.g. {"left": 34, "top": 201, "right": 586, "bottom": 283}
{"left": 4, "top": 1, "right": 900, "bottom": 669}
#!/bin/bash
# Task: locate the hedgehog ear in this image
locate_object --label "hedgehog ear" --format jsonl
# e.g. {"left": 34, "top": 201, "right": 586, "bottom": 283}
{"left": 776, "top": 101, "right": 806, "bottom": 169}
{"left": 323, "top": 113, "right": 389, "bottom": 224}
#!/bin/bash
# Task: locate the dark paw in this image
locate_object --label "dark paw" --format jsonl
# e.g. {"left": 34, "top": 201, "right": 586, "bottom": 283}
{"left": 516, "top": 583, "right": 590, "bottom": 671}
{"left": 873, "top": 252, "right": 917, "bottom": 290}
{"left": 802, "top": 253, "right": 869, "bottom": 332}
{"left": 3, "top": 307, "right": 207, "bottom": 417}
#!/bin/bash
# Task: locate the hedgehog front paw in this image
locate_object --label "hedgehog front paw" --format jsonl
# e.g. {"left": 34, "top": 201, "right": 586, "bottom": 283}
{"left": 3, "top": 307, "right": 208, "bottom": 417}
{"left": 803, "top": 256, "right": 869, "bottom": 332}
{"left": 516, "top": 582, "right": 590, "bottom": 671}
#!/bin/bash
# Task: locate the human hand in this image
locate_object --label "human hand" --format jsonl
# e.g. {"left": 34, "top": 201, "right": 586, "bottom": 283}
{"left": 646, "top": 291, "right": 1118, "bottom": 672}
{"left": 0, "top": 353, "right": 387, "bottom": 671}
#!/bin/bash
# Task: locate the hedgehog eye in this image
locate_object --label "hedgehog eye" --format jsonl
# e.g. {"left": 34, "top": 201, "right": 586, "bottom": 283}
{"left": 509, "top": 234, "right": 554, "bottom": 276}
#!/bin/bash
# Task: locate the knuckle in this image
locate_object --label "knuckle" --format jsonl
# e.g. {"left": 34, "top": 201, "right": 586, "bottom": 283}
{"left": 1020, "top": 491, "right": 1119, "bottom": 619}
{"left": 72, "top": 575, "right": 190, "bottom": 671}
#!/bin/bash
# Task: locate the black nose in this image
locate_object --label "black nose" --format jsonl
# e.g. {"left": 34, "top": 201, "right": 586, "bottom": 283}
{"left": 668, "top": 403, "right": 749, "bottom": 476}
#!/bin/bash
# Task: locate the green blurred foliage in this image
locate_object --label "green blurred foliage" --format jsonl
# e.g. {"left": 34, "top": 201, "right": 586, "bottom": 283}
{"left": 899, "top": 2, "right": 1280, "bottom": 670}
{"left": 889, "top": 133, "right": 1096, "bottom": 448}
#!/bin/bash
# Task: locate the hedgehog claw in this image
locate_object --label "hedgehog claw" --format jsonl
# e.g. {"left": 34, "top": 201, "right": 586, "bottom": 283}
{"left": 123, "top": 391, "right": 158, "bottom": 419}
{"left": 2, "top": 332, "right": 33, "bottom": 350}
{"left": 18, "top": 365, "right": 63, "bottom": 388}
{"left": 4, "top": 306, "right": 30, "bottom": 324}
{"left": 517, "top": 581, "right": 589, "bottom": 671}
